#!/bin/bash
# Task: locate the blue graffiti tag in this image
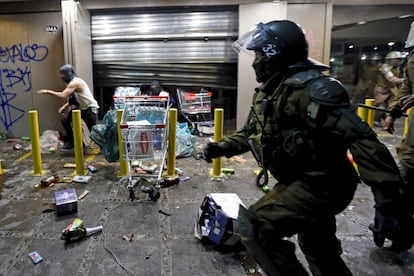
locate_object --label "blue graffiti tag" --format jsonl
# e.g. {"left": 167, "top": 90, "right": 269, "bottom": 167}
{"left": 0, "top": 43, "right": 49, "bottom": 132}
{"left": 0, "top": 43, "right": 48, "bottom": 64}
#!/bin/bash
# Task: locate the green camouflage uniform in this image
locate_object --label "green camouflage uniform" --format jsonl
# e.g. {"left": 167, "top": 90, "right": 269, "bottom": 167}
{"left": 389, "top": 54, "right": 414, "bottom": 213}
{"left": 218, "top": 69, "right": 403, "bottom": 275}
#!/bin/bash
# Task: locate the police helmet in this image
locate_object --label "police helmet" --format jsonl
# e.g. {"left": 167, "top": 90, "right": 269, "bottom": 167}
{"left": 232, "top": 20, "right": 328, "bottom": 82}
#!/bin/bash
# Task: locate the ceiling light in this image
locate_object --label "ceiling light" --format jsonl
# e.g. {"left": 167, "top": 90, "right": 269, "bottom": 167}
{"left": 348, "top": 44, "right": 354, "bottom": 49}
{"left": 357, "top": 21, "right": 366, "bottom": 25}
{"left": 387, "top": 41, "right": 395, "bottom": 47}
{"left": 374, "top": 46, "right": 378, "bottom": 50}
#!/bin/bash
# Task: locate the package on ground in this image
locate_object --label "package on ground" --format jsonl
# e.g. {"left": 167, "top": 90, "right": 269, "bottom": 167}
{"left": 195, "top": 193, "right": 245, "bottom": 246}
{"left": 54, "top": 188, "right": 78, "bottom": 216}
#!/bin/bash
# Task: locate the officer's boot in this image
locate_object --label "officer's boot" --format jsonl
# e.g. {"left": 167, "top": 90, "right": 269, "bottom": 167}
{"left": 236, "top": 206, "right": 309, "bottom": 276}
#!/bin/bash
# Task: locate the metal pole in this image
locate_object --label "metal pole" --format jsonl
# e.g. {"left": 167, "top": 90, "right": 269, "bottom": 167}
{"left": 213, "top": 108, "right": 224, "bottom": 177}
{"left": 0, "top": 160, "right": 3, "bottom": 194}
{"left": 357, "top": 106, "right": 368, "bottom": 121}
{"left": 117, "top": 109, "right": 129, "bottom": 176}
{"left": 167, "top": 108, "right": 177, "bottom": 176}
{"left": 365, "top": 99, "right": 375, "bottom": 127}
{"left": 404, "top": 107, "right": 413, "bottom": 137}
{"left": 72, "top": 110, "right": 85, "bottom": 175}
{"left": 28, "top": 110, "right": 45, "bottom": 175}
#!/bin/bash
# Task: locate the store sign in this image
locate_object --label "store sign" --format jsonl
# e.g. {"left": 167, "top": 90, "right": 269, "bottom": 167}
{"left": 44, "top": 25, "right": 58, "bottom": 33}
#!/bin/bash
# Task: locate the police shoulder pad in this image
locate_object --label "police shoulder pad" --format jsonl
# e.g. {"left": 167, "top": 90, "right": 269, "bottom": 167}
{"left": 284, "top": 70, "right": 323, "bottom": 88}
{"left": 307, "top": 77, "right": 350, "bottom": 107}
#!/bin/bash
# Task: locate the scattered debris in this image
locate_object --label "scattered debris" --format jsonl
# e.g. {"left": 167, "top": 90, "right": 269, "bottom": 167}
{"left": 63, "top": 163, "right": 76, "bottom": 168}
{"left": 42, "top": 202, "right": 56, "bottom": 213}
{"left": 35, "top": 175, "right": 60, "bottom": 189}
{"left": 78, "top": 190, "right": 90, "bottom": 200}
{"left": 87, "top": 165, "right": 98, "bottom": 173}
{"left": 158, "top": 209, "right": 172, "bottom": 216}
{"left": 73, "top": 175, "right": 91, "bottom": 184}
{"left": 13, "top": 143, "right": 23, "bottom": 150}
{"left": 61, "top": 218, "right": 103, "bottom": 244}
{"left": 122, "top": 234, "right": 134, "bottom": 242}
{"left": 179, "top": 176, "right": 190, "bottom": 181}
{"left": 221, "top": 168, "right": 235, "bottom": 175}
{"left": 145, "top": 251, "right": 151, "bottom": 259}
{"left": 175, "top": 167, "right": 184, "bottom": 175}
{"left": 21, "top": 136, "right": 31, "bottom": 141}
{"left": 28, "top": 251, "right": 43, "bottom": 264}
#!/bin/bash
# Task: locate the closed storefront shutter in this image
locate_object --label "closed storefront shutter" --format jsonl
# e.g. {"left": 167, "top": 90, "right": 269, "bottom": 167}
{"left": 91, "top": 7, "right": 238, "bottom": 90}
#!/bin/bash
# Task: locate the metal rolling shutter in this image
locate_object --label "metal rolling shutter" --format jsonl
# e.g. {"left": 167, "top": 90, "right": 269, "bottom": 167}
{"left": 91, "top": 7, "right": 238, "bottom": 89}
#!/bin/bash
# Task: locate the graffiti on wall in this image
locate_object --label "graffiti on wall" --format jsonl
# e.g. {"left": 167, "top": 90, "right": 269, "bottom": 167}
{"left": 0, "top": 43, "right": 48, "bottom": 131}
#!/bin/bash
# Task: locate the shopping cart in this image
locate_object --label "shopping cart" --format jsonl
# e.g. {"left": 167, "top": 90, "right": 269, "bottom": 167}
{"left": 120, "top": 96, "right": 169, "bottom": 201}
{"left": 176, "top": 88, "right": 213, "bottom": 136}
{"left": 113, "top": 86, "right": 141, "bottom": 109}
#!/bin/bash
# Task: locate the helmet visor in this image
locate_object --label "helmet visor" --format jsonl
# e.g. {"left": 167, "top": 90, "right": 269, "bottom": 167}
{"left": 232, "top": 22, "right": 279, "bottom": 60}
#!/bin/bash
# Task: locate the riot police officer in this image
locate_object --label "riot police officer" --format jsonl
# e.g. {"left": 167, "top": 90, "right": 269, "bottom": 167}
{"left": 352, "top": 53, "right": 381, "bottom": 106}
{"left": 203, "top": 20, "right": 414, "bottom": 275}
{"left": 384, "top": 21, "right": 414, "bottom": 215}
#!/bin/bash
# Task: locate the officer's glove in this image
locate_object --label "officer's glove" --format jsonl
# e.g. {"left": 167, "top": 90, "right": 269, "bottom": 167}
{"left": 203, "top": 142, "right": 229, "bottom": 163}
{"left": 399, "top": 94, "right": 414, "bottom": 111}
{"left": 369, "top": 202, "right": 414, "bottom": 252}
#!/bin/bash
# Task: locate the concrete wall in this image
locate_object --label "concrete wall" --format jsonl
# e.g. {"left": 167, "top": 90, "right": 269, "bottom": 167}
{"left": 287, "top": 2, "right": 333, "bottom": 65}
{"left": 0, "top": 12, "right": 65, "bottom": 137}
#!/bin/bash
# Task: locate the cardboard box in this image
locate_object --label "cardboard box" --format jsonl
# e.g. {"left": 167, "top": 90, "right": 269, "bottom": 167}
{"left": 195, "top": 193, "right": 245, "bottom": 246}
{"left": 54, "top": 188, "right": 78, "bottom": 216}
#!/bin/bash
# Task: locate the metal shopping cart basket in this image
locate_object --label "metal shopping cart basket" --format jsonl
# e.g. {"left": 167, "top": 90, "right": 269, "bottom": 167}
{"left": 120, "top": 96, "right": 169, "bottom": 201}
{"left": 176, "top": 88, "right": 213, "bottom": 136}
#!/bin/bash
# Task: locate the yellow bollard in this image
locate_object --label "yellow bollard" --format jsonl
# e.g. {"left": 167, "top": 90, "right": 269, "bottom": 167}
{"left": 29, "top": 110, "right": 45, "bottom": 175}
{"left": 72, "top": 110, "right": 86, "bottom": 175}
{"left": 213, "top": 108, "right": 224, "bottom": 177}
{"left": 404, "top": 107, "right": 413, "bottom": 137}
{"left": 365, "top": 99, "right": 375, "bottom": 127}
{"left": 357, "top": 106, "right": 368, "bottom": 122}
{"left": 167, "top": 108, "right": 177, "bottom": 176}
{"left": 117, "top": 109, "right": 129, "bottom": 176}
{"left": 0, "top": 160, "right": 3, "bottom": 194}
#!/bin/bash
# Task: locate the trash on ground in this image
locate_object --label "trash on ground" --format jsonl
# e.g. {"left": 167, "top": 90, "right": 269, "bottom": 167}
{"left": 25, "top": 130, "right": 59, "bottom": 153}
{"left": 179, "top": 176, "right": 190, "bottom": 181}
{"left": 160, "top": 176, "right": 180, "bottom": 188}
{"left": 63, "top": 163, "right": 76, "bottom": 168}
{"left": 221, "top": 168, "right": 235, "bottom": 174}
{"left": 61, "top": 218, "right": 103, "bottom": 244}
{"left": 78, "top": 190, "right": 90, "bottom": 200}
{"left": 28, "top": 251, "right": 43, "bottom": 264}
{"left": 13, "top": 143, "right": 22, "bottom": 150}
{"left": 72, "top": 175, "right": 91, "bottom": 184}
{"left": 42, "top": 202, "right": 56, "bottom": 213}
{"left": 87, "top": 165, "right": 98, "bottom": 173}
{"left": 21, "top": 136, "right": 31, "bottom": 141}
{"left": 35, "top": 175, "right": 60, "bottom": 189}
{"left": 122, "top": 234, "right": 134, "bottom": 241}
{"left": 158, "top": 209, "right": 172, "bottom": 216}
{"left": 55, "top": 188, "right": 78, "bottom": 216}
{"left": 195, "top": 193, "right": 246, "bottom": 246}
{"left": 175, "top": 167, "right": 184, "bottom": 175}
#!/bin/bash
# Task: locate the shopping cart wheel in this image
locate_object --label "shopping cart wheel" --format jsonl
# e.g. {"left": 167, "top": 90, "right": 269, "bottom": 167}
{"left": 149, "top": 189, "right": 160, "bottom": 201}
